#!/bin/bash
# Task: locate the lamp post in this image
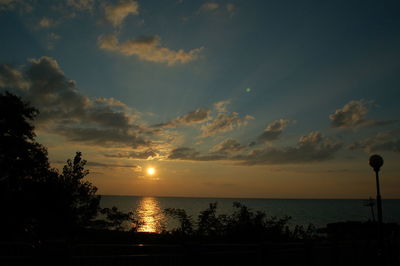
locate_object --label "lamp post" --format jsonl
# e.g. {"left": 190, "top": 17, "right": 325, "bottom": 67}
{"left": 369, "top": 154, "right": 384, "bottom": 264}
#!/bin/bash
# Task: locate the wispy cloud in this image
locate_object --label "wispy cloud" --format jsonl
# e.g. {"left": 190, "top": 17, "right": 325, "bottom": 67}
{"left": 200, "top": 2, "right": 219, "bottom": 12}
{"left": 255, "top": 119, "right": 291, "bottom": 144}
{"left": 235, "top": 131, "right": 343, "bottom": 165}
{"left": 67, "top": 0, "right": 95, "bottom": 11}
{"left": 104, "top": 149, "right": 159, "bottom": 160}
{"left": 349, "top": 130, "right": 400, "bottom": 153}
{"left": 154, "top": 108, "right": 211, "bottom": 128}
{"left": 103, "top": 0, "right": 139, "bottom": 27}
{"left": 168, "top": 147, "right": 226, "bottom": 161}
{"left": 0, "top": 0, "right": 33, "bottom": 12}
{"left": 47, "top": 33, "right": 61, "bottom": 50}
{"left": 198, "top": 2, "right": 237, "bottom": 17}
{"left": 54, "top": 160, "right": 142, "bottom": 170}
{"left": 329, "top": 100, "right": 395, "bottom": 128}
{"left": 98, "top": 34, "right": 203, "bottom": 65}
{"left": 200, "top": 112, "right": 253, "bottom": 137}
{"left": 214, "top": 100, "right": 230, "bottom": 113}
{"left": 226, "top": 3, "right": 236, "bottom": 16}
{"left": 0, "top": 64, "right": 29, "bottom": 89}
{"left": 199, "top": 100, "right": 253, "bottom": 137}
{"left": 209, "top": 138, "right": 244, "bottom": 154}
{"left": 38, "top": 17, "right": 56, "bottom": 28}
{"left": 167, "top": 131, "right": 342, "bottom": 165}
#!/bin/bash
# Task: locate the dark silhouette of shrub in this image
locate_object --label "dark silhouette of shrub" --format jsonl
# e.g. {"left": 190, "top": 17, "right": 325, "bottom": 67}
{"left": 96, "top": 206, "right": 140, "bottom": 231}
{"left": 164, "top": 208, "right": 194, "bottom": 236}
{"left": 164, "top": 201, "right": 316, "bottom": 242}
{"left": 197, "top": 202, "right": 224, "bottom": 237}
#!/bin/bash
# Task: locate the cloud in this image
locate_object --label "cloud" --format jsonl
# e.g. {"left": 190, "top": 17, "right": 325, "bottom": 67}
{"left": 168, "top": 147, "right": 200, "bottom": 160}
{"left": 0, "top": 57, "right": 151, "bottom": 148}
{"left": 104, "top": 0, "right": 139, "bottom": 27}
{"left": 98, "top": 34, "right": 204, "bottom": 65}
{"left": 329, "top": 100, "right": 369, "bottom": 128}
{"left": 94, "top": 97, "right": 130, "bottom": 110}
{"left": 168, "top": 132, "right": 342, "bottom": 165}
{"left": 38, "top": 18, "right": 55, "bottom": 28}
{"left": 168, "top": 147, "right": 225, "bottom": 161}
{"left": 48, "top": 33, "right": 61, "bottom": 40}
{"left": 104, "top": 149, "right": 159, "bottom": 159}
{"left": 47, "top": 33, "right": 61, "bottom": 50}
{"left": 214, "top": 100, "right": 230, "bottom": 113}
{"left": 329, "top": 100, "right": 395, "bottom": 128}
{"left": 87, "top": 161, "right": 141, "bottom": 171}
{"left": 154, "top": 108, "right": 211, "bottom": 128}
{"left": 0, "top": 64, "right": 28, "bottom": 89}
{"left": 197, "top": 100, "right": 253, "bottom": 137}
{"left": 24, "top": 57, "right": 90, "bottom": 121}
{"left": 98, "top": 34, "right": 119, "bottom": 50}
{"left": 200, "top": 112, "right": 253, "bottom": 137}
{"left": 226, "top": 3, "right": 236, "bottom": 16}
{"left": 200, "top": 2, "right": 219, "bottom": 11}
{"left": 54, "top": 159, "right": 142, "bottom": 170}
{"left": 236, "top": 131, "right": 343, "bottom": 165}
{"left": 67, "top": 0, "right": 95, "bottom": 11}
{"left": 199, "top": 2, "right": 236, "bottom": 16}
{"left": 203, "top": 182, "right": 236, "bottom": 188}
{"left": 257, "top": 119, "right": 291, "bottom": 143}
{"left": 349, "top": 130, "right": 400, "bottom": 153}
{"left": 209, "top": 138, "right": 243, "bottom": 154}
{"left": 54, "top": 125, "right": 149, "bottom": 148}
{"left": 0, "top": 0, "right": 14, "bottom": 7}
{"left": 0, "top": 0, "right": 32, "bottom": 12}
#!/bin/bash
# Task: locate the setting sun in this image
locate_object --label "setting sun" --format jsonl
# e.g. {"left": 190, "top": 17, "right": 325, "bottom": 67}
{"left": 147, "top": 167, "right": 155, "bottom": 175}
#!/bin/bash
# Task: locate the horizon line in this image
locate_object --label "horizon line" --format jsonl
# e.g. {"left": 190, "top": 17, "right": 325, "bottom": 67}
{"left": 99, "top": 194, "right": 400, "bottom": 200}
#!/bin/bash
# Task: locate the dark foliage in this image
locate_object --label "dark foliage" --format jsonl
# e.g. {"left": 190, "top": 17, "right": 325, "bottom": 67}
{"left": 1, "top": 92, "right": 54, "bottom": 239}
{"left": 94, "top": 206, "right": 140, "bottom": 231}
{"left": 164, "top": 208, "right": 194, "bottom": 236}
{"left": 0, "top": 92, "right": 132, "bottom": 241}
{"left": 164, "top": 201, "right": 316, "bottom": 242}
{"left": 59, "top": 152, "right": 100, "bottom": 229}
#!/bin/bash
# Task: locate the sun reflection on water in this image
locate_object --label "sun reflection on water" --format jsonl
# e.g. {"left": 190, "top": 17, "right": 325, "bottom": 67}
{"left": 136, "top": 197, "right": 165, "bottom": 233}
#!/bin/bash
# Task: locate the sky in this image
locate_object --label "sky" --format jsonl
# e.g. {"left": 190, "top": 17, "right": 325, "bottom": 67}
{"left": 1, "top": 0, "right": 399, "bottom": 198}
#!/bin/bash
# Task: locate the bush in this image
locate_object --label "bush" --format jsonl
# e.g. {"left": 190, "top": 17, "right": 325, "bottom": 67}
{"left": 164, "top": 201, "right": 316, "bottom": 242}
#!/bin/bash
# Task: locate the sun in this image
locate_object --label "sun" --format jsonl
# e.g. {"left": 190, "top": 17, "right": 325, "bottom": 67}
{"left": 147, "top": 167, "right": 155, "bottom": 175}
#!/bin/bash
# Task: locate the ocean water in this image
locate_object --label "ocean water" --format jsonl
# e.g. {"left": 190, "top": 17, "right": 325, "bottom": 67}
{"left": 100, "top": 196, "right": 400, "bottom": 233}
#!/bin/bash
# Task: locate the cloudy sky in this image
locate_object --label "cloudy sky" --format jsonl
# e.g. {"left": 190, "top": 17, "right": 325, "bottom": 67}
{"left": 1, "top": 0, "right": 399, "bottom": 198}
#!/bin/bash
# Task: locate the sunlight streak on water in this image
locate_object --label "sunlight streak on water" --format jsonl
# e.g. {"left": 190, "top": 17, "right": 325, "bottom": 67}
{"left": 136, "top": 197, "right": 165, "bottom": 233}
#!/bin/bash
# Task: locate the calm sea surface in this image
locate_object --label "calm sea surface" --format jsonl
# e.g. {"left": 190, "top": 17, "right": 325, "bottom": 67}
{"left": 100, "top": 196, "right": 400, "bottom": 233}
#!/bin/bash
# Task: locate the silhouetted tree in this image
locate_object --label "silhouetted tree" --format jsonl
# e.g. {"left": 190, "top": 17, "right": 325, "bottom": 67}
{"left": 0, "top": 91, "right": 55, "bottom": 238}
{"left": 0, "top": 92, "right": 104, "bottom": 240}
{"left": 0, "top": 92, "right": 51, "bottom": 185}
{"left": 59, "top": 152, "right": 100, "bottom": 229}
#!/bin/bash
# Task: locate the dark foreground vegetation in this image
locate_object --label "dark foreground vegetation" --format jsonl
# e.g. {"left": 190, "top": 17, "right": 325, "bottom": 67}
{"left": 1, "top": 91, "right": 399, "bottom": 265}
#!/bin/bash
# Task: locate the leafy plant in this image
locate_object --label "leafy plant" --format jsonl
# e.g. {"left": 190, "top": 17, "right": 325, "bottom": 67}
{"left": 164, "top": 201, "right": 316, "bottom": 242}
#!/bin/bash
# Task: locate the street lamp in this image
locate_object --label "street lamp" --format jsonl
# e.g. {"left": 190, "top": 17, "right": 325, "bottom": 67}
{"left": 369, "top": 154, "right": 384, "bottom": 263}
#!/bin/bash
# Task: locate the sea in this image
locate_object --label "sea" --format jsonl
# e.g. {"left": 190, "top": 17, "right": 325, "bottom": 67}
{"left": 100, "top": 196, "right": 400, "bottom": 233}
